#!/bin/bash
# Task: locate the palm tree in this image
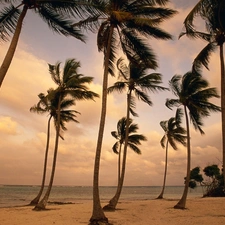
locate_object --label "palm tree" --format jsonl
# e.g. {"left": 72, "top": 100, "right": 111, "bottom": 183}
{"left": 29, "top": 90, "right": 79, "bottom": 206}
{"left": 109, "top": 117, "right": 147, "bottom": 194}
{"left": 156, "top": 108, "right": 187, "bottom": 199}
{"left": 179, "top": 0, "right": 225, "bottom": 185}
{"left": 33, "top": 58, "right": 99, "bottom": 210}
{"left": 166, "top": 71, "right": 220, "bottom": 209}
{"left": 78, "top": 1, "right": 177, "bottom": 222}
{"left": 0, "top": 0, "right": 88, "bottom": 88}
{"left": 77, "top": 1, "right": 177, "bottom": 222}
{"left": 103, "top": 57, "right": 167, "bottom": 211}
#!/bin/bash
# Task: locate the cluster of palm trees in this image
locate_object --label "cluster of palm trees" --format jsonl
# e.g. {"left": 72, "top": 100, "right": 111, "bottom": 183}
{"left": 29, "top": 59, "right": 99, "bottom": 210}
{"left": 0, "top": 0, "right": 225, "bottom": 224}
{"left": 103, "top": 57, "right": 167, "bottom": 211}
{"left": 179, "top": 0, "right": 225, "bottom": 195}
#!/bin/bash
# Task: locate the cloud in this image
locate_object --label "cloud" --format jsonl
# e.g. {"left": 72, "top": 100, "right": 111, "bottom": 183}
{"left": 0, "top": 116, "right": 19, "bottom": 135}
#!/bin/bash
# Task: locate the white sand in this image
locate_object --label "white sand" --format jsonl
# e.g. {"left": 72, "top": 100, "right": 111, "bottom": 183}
{"left": 0, "top": 198, "right": 225, "bottom": 225}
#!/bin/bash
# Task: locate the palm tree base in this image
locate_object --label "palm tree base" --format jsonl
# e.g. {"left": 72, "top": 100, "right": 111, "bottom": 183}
{"left": 32, "top": 203, "right": 46, "bottom": 211}
{"left": 102, "top": 204, "right": 116, "bottom": 212}
{"left": 89, "top": 218, "right": 109, "bottom": 225}
{"left": 29, "top": 197, "right": 40, "bottom": 206}
{"left": 174, "top": 203, "right": 186, "bottom": 210}
{"left": 156, "top": 195, "right": 163, "bottom": 199}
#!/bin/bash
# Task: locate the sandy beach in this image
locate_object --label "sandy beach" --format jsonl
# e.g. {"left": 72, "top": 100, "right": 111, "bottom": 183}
{"left": 0, "top": 197, "right": 225, "bottom": 225}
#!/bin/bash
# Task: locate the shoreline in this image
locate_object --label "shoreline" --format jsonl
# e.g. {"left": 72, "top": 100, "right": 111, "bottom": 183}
{"left": 0, "top": 197, "right": 225, "bottom": 225}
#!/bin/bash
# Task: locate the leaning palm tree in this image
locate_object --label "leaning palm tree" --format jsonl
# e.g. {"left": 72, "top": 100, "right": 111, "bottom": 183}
{"left": 29, "top": 90, "right": 79, "bottom": 206}
{"left": 104, "top": 57, "right": 167, "bottom": 211}
{"left": 179, "top": 0, "right": 225, "bottom": 185}
{"left": 166, "top": 71, "right": 220, "bottom": 209}
{"left": 110, "top": 117, "right": 147, "bottom": 191}
{"left": 33, "top": 58, "right": 99, "bottom": 210}
{"left": 156, "top": 108, "right": 187, "bottom": 199}
{"left": 0, "top": 0, "right": 90, "bottom": 88}
{"left": 76, "top": 1, "right": 177, "bottom": 222}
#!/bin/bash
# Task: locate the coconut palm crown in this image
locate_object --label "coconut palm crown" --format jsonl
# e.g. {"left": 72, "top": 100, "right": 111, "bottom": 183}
{"left": 179, "top": 0, "right": 225, "bottom": 72}
{"left": 0, "top": 0, "right": 91, "bottom": 87}
{"left": 111, "top": 117, "right": 147, "bottom": 184}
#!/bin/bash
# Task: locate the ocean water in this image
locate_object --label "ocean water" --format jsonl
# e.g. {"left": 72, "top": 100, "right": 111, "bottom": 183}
{"left": 0, "top": 185, "right": 203, "bottom": 208}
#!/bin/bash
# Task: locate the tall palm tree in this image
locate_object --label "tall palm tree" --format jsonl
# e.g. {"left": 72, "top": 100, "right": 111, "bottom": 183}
{"left": 166, "top": 71, "right": 220, "bottom": 209}
{"left": 77, "top": 1, "right": 177, "bottom": 222}
{"left": 29, "top": 90, "right": 79, "bottom": 206}
{"left": 179, "top": 0, "right": 225, "bottom": 185}
{"left": 33, "top": 58, "right": 99, "bottom": 210}
{"left": 156, "top": 108, "right": 187, "bottom": 199}
{"left": 103, "top": 57, "right": 167, "bottom": 211}
{"left": 110, "top": 117, "right": 146, "bottom": 192}
{"left": 0, "top": 0, "right": 89, "bottom": 88}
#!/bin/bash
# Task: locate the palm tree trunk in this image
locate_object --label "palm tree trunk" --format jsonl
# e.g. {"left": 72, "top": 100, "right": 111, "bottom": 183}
{"left": 174, "top": 106, "right": 191, "bottom": 209}
{"left": 219, "top": 43, "right": 225, "bottom": 188}
{"left": 29, "top": 115, "right": 52, "bottom": 206}
{"left": 103, "top": 91, "right": 132, "bottom": 211}
{"left": 0, "top": 5, "right": 28, "bottom": 88}
{"left": 157, "top": 139, "right": 169, "bottom": 199}
{"left": 33, "top": 97, "right": 62, "bottom": 210}
{"left": 118, "top": 144, "right": 122, "bottom": 187}
{"left": 90, "top": 27, "right": 115, "bottom": 224}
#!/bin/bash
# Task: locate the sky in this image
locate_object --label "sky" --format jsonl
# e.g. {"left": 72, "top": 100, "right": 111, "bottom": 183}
{"left": 0, "top": 0, "right": 223, "bottom": 187}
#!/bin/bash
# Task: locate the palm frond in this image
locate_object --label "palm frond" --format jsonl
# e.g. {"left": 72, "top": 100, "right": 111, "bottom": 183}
{"left": 63, "top": 58, "right": 80, "bottom": 82}
{"left": 132, "top": 6, "right": 176, "bottom": 20}
{"left": 132, "top": 0, "right": 169, "bottom": 6}
{"left": 128, "top": 122, "right": 139, "bottom": 134}
{"left": 97, "top": 20, "right": 109, "bottom": 51}
{"left": 183, "top": 0, "right": 206, "bottom": 32}
{"left": 117, "top": 57, "right": 129, "bottom": 80}
{"left": 0, "top": 4, "right": 20, "bottom": 42}
{"left": 168, "top": 74, "right": 182, "bottom": 96}
{"left": 107, "top": 82, "right": 126, "bottom": 94}
{"left": 42, "top": 0, "right": 102, "bottom": 19}
{"left": 120, "top": 28, "right": 158, "bottom": 69}
{"left": 179, "top": 30, "right": 212, "bottom": 42}
{"left": 172, "top": 132, "right": 187, "bottom": 147}
{"left": 134, "top": 89, "right": 153, "bottom": 106}
{"left": 165, "top": 98, "right": 181, "bottom": 110}
{"left": 160, "top": 134, "right": 166, "bottom": 148}
{"left": 192, "top": 42, "right": 217, "bottom": 72}
{"left": 48, "top": 62, "right": 61, "bottom": 86}
{"left": 72, "top": 15, "right": 100, "bottom": 32}
{"left": 128, "top": 134, "right": 147, "bottom": 144}
{"left": 189, "top": 110, "right": 205, "bottom": 134}
{"left": 38, "top": 6, "right": 86, "bottom": 42}
{"left": 107, "top": 29, "right": 117, "bottom": 77}
{"left": 129, "top": 107, "right": 139, "bottom": 117}
{"left": 160, "top": 120, "right": 167, "bottom": 132}
{"left": 111, "top": 131, "right": 119, "bottom": 139}
{"left": 112, "top": 142, "right": 119, "bottom": 154}
{"left": 127, "top": 143, "right": 142, "bottom": 155}
{"left": 167, "top": 136, "right": 178, "bottom": 150}
{"left": 175, "top": 108, "right": 184, "bottom": 126}
{"left": 138, "top": 73, "right": 168, "bottom": 93}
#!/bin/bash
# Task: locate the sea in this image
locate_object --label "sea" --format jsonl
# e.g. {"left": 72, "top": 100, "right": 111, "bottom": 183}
{"left": 0, "top": 185, "right": 204, "bottom": 208}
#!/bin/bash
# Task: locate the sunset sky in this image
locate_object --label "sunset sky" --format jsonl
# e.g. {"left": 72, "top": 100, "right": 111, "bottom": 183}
{"left": 0, "top": 0, "right": 222, "bottom": 187}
